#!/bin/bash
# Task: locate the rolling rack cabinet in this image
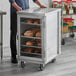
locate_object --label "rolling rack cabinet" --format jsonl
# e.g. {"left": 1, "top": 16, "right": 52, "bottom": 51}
{"left": 0, "top": 11, "right": 6, "bottom": 60}
{"left": 17, "top": 8, "right": 61, "bottom": 71}
{"left": 52, "top": 0, "right": 76, "bottom": 45}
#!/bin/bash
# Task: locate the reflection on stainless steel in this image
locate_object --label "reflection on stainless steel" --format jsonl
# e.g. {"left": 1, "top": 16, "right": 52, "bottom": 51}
{"left": 17, "top": 8, "right": 61, "bottom": 15}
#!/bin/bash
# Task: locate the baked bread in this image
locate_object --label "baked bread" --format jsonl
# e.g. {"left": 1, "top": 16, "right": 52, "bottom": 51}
{"left": 27, "top": 19, "right": 33, "bottom": 24}
{"left": 37, "top": 42, "right": 41, "bottom": 46}
{"left": 33, "top": 19, "right": 40, "bottom": 24}
{"left": 24, "top": 47, "right": 33, "bottom": 53}
{"left": 24, "top": 30, "right": 34, "bottom": 37}
{"left": 24, "top": 27, "right": 40, "bottom": 37}
{"left": 34, "top": 49, "right": 41, "bottom": 54}
{"left": 35, "top": 31, "right": 41, "bottom": 37}
{"left": 26, "top": 40, "right": 36, "bottom": 46}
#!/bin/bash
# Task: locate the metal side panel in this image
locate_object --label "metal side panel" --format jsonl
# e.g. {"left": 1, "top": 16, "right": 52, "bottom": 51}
{"left": 0, "top": 15, "right": 1, "bottom": 45}
{"left": 44, "top": 12, "right": 59, "bottom": 63}
{"left": 57, "top": 11, "right": 61, "bottom": 55}
{"left": 0, "top": 15, "right": 2, "bottom": 59}
{"left": 0, "top": 15, "right": 1, "bottom": 57}
{"left": 17, "top": 15, "right": 21, "bottom": 58}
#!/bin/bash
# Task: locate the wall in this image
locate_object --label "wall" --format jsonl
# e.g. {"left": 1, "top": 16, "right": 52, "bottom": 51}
{"left": 0, "top": 1, "right": 10, "bottom": 47}
{"left": 0, "top": 0, "right": 10, "bottom": 58}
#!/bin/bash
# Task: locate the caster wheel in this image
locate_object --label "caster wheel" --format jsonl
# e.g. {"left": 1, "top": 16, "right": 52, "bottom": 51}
{"left": 70, "top": 34, "right": 75, "bottom": 38}
{"left": 51, "top": 58, "right": 56, "bottom": 63}
{"left": 21, "top": 61, "right": 25, "bottom": 68}
{"left": 39, "top": 64, "right": 44, "bottom": 71}
{"left": 61, "top": 39, "right": 65, "bottom": 45}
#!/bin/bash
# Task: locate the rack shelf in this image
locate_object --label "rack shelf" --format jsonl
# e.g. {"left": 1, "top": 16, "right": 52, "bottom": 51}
{"left": 21, "top": 36, "right": 41, "bottom": 39}
{"left": 21, "top": 45, "right": 41, "bottom": 49}
{"left": 52, "top": 0, "right": 76, "bottom": 45}
{"left": 63, "top": 14, "right": 76, "bottom": 16}
{"left": 21, "top": 51, "right": 41, "bottom": 55}
{"left": 20, "top": 22, "right": 41, "bottom": 26}
{"left": 20, "top": 51, "right": 42, "bottom": 58}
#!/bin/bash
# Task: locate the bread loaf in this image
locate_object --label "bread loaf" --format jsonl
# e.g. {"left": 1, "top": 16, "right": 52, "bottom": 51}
{"left": 33, "top": 19, "right": 40, "bottom": 24}
{"left": 26, "top": 41, "right": 33, "bottom": 46}
{"left": 35, "top": 31, "right": 41, "bottom": 37}
{"left": 38, "top": 42, "right": 41, "bottom": 46}
{"left": 24, "top": 27, "right": 40, "bottom": 37}
{"left": 34, "top": 49, "right": 41, "bottom": 54}
{"left": 27, "top": 19, "right": 33, "bottom": 23}
{"left": 36, "top": 40, "right": 41, "bottom": 46}
{"left": 26, "top": 40, "right": 36, "bottom": 46}
{"left": 24, "top": 30, "right": 34, "bottom": 37}
{"left": 24, "top": 47, "right": 33, "bottom": 53}
{"left": 31, "top": 27, "right": 40, "bottom": 35}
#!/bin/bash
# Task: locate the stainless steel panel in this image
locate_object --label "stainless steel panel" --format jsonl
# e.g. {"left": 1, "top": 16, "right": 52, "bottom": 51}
{"left": 0, "top": 45, "right": 1, "bottom": 57}
{"left": 0, "top": 15, "right": 1, "bottom": 58}
{"left": 0, "top": 15, "right": 1, "bottom": 44}
{"left": 17, "top": 8, "right": 61, "bottom": 16}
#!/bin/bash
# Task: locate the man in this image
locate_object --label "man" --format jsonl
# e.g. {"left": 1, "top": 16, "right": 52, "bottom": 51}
{"left": 9, "top": 0, "right": 46, "bottom": 64}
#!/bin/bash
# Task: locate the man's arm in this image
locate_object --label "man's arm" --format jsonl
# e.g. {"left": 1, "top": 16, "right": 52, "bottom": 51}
{"left": 9, "top": 0, "right": 22, "bottom": 11}
{"left": 33, "top": 0, "right": 47, "bottom": 8}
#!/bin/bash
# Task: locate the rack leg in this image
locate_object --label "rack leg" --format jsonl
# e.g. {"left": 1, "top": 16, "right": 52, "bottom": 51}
{"left": 61, "top": 39, "right": 65, "bottom": 45}
{"left": 69, "top": 33, "right": 75, "bottom": 38}
{"left": 0, "top": 15, "right": 3, "bottom": 61}
{"left": 39, "top": 64, "right": 44, "bottom": 71}
{"left": 51, "top": 58, "right": 56, "bottom": 63}
{"left": 21, "top": 61, "right": 25, "bottom": 68}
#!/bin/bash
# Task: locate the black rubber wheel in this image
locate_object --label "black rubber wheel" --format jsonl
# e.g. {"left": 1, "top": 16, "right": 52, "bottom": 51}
{"left": 21, "top": 61, "right": 25, "bottom": 68}
{"left": 51, "top": 58, "right": 56, "bottom": 63}
{"left": 39, "top": 64, "right": 44, "bottom": 71}
{"left": 61, "top": 39, "right": 65, "bottom": 45}
{"left": 70, "top": 34, "right": 75, "bottom": 38}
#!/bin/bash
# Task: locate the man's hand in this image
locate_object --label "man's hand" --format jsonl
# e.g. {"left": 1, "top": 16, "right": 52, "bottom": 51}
{"left": 17, "top": 6, "right": 22, "bottom": 11}
{"left": 12, "top": 2, "right": 22, "bottom": 11}
{"left": 35, "top": 0, "right": 47, "bottom": 8}
{"left": 40, "top": 5, "right": 47, "bottom": 8}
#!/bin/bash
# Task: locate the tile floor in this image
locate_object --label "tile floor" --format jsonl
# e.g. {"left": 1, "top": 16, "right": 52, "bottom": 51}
{"left": 0, "top": 38, "right": 76, "bottom": 76}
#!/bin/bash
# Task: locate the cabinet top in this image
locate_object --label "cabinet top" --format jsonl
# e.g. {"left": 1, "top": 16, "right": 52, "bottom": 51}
{"left": 0, "top": 10, "right": 6, "bottom": 15}
{"left": 17, "top": 8, "right": 61, "bottom": 16}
